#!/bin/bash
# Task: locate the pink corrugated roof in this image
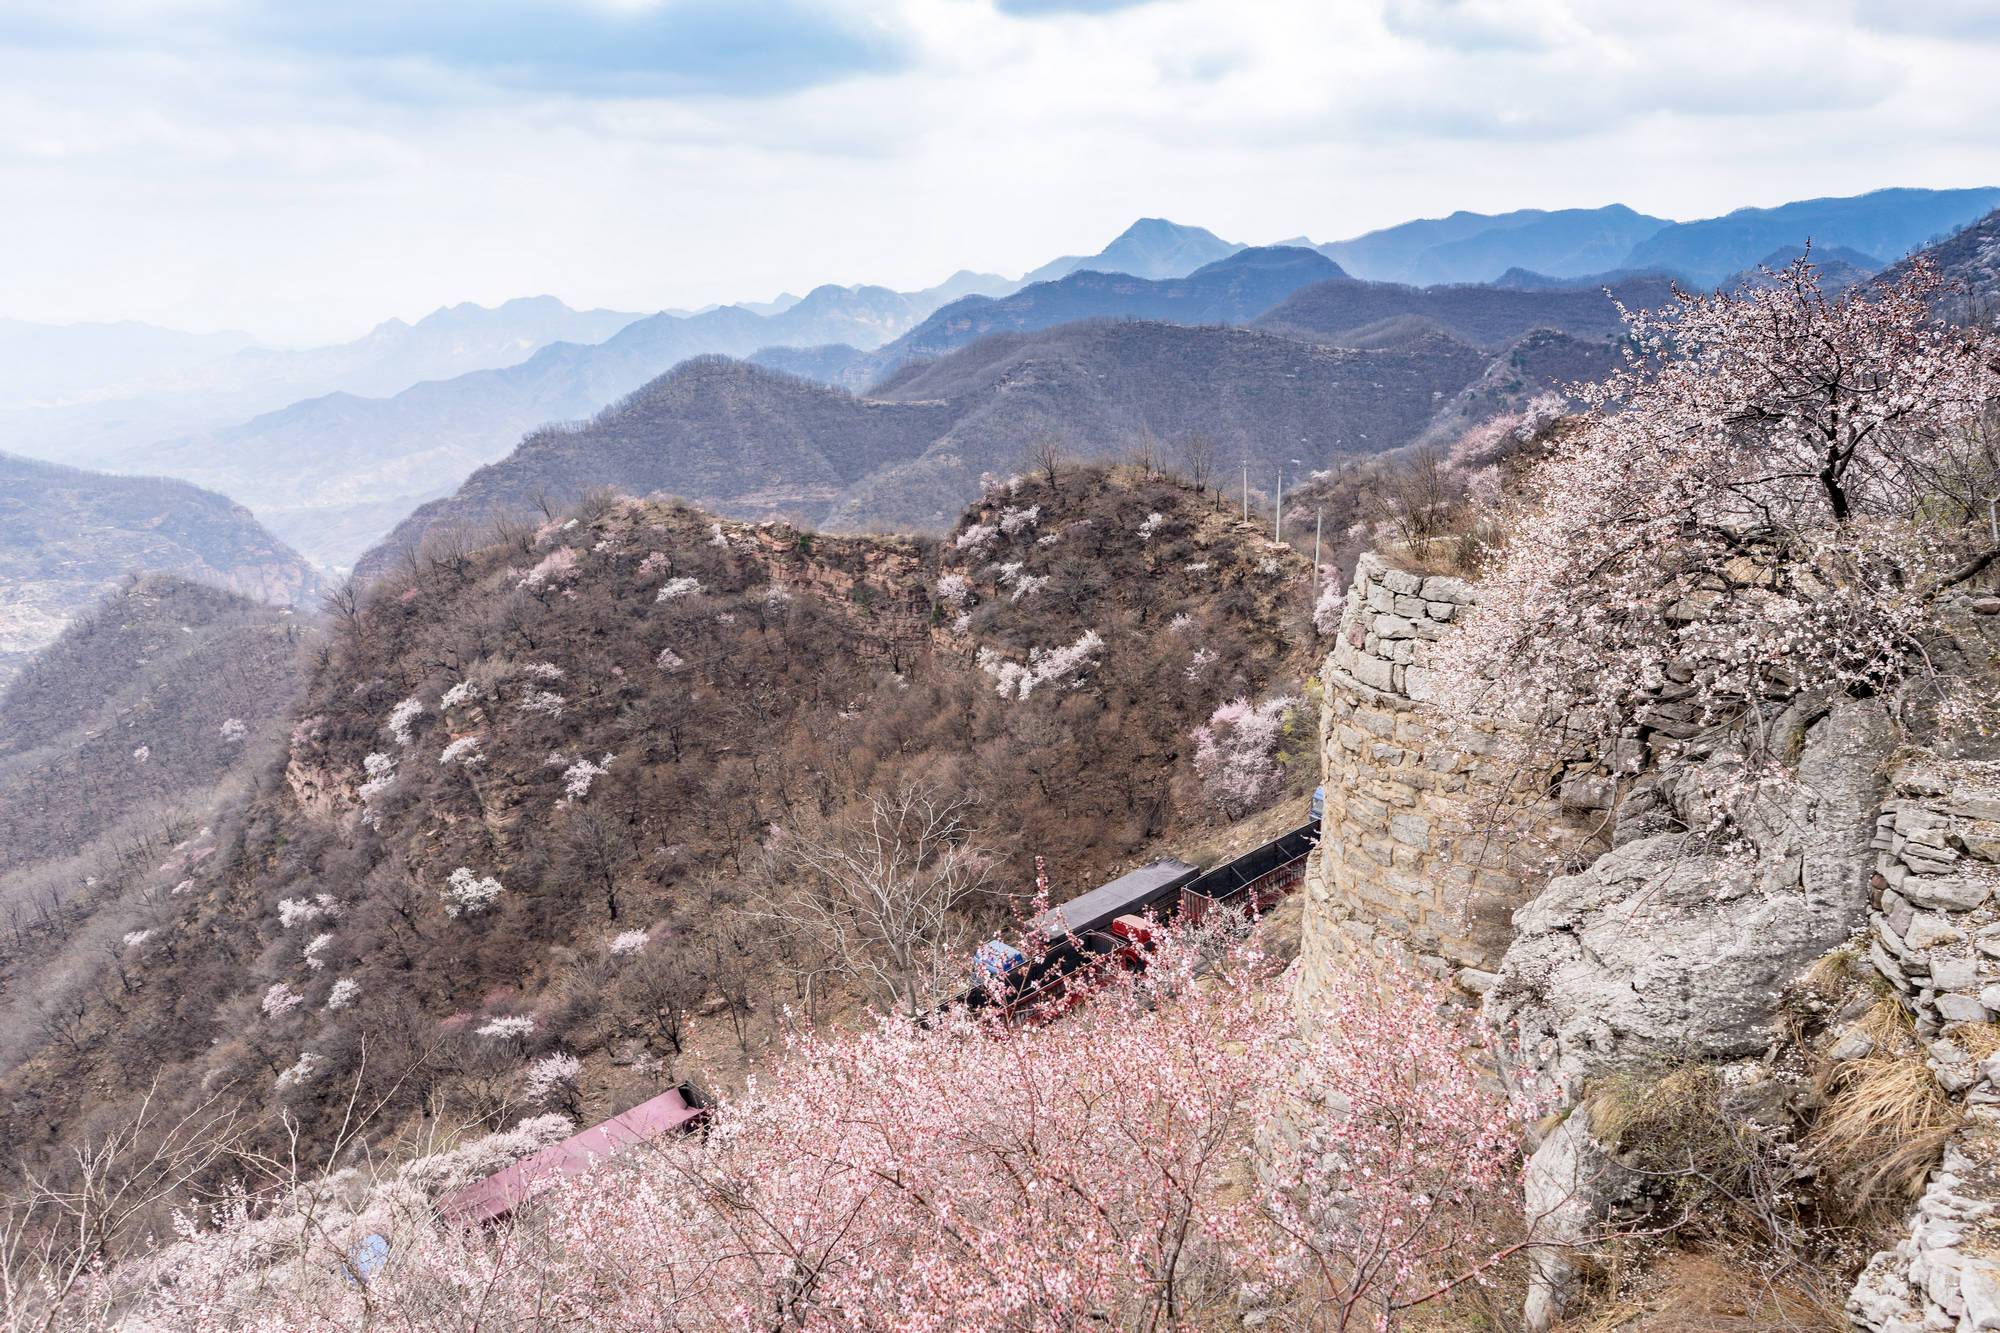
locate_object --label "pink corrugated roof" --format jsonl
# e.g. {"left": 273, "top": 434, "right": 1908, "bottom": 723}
{"left": 439, "top": 1087, "right": 703, "bottom": 1225}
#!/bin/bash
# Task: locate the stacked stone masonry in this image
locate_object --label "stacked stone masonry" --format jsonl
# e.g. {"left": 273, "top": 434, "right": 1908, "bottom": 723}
{"left": 1851, "top": 1099, "right": 2000, "bottom": 1331}
{"left": 1298, "top": 554, "right": 1594, "bottom": 1009}
{"left": 1867, "top": 763, "right": 2000, "bottom": 1038}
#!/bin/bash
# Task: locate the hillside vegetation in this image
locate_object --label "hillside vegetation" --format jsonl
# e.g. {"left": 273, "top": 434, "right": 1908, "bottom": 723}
{"left": 1879, "top": 205, "right": 2000, "bottom": 321}
{"left": 0, "top": 466, "right": 1320, "bottom": 1194}
{"left": 0, "top": 575, "right": 305, "bottom": 1077}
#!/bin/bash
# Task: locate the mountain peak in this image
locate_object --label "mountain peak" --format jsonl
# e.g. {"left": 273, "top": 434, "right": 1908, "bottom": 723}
{"left": 1025, "top": 218, "right": 1243, "bottom": 286}
{"left": 1111, "top": 216, "right": 1204, "bottom": 239}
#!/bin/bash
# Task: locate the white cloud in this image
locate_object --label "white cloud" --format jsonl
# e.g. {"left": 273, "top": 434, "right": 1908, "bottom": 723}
{"left": 0, "top": 0, "right": 1993, "bottom": 343}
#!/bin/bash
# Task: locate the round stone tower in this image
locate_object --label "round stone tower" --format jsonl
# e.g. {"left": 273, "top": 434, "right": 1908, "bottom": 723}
{"left": 1296, "top": 553, "right": 1600, "bottom": 1009}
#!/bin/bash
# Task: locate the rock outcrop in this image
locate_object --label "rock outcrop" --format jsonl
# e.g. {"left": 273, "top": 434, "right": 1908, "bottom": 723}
{"left": 1490, "top": 698, "right": 1894, "bottom": 1098}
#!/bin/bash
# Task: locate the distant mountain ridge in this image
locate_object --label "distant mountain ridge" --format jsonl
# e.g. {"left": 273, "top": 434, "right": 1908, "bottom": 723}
{"left": 1251, "top": 272, "right": 1677, "bottom": 349}
{"left": 1622, "top": 187, "right": 2000, "bottom": 284}
{"left": 753, "top": 246, "right": 1348, "bottom": 391}
{"left": 0, "top": 451, "right": 322, "bottom": 691}
{"left": 1295, "top": 187, "right": 2000, "bottom": 289}
{"left": 361, "top": 316, "right": 1494, "bottom": 574}
{"left": 1023, "top": 218, "right": 1244, "bottom": 285}
{"left": 1311, "top": 205, "right": 1673, "bottom": 287}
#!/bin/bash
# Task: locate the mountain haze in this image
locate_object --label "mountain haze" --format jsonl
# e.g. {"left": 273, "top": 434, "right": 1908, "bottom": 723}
{"left": 127, "top": 283, "right": 989, "bottom": 571}
{"left": 0, "top": 452, "right": 321, "bottom": 691}
{"left": 0, "top": 320, "right": 254, "bottom": 410}
{"left": 363, "top": 317, "right": 1489, "bottom": 572}
{"left": 0, "top": 298, "right": 643, "bottom": 472}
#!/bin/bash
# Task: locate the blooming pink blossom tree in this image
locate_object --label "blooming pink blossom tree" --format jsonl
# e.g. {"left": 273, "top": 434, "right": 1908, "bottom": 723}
{"left": 522, "top": 1051, "right": 583, "bottom": 1113}
{"left": 101, "top": 936, "right": 1530, "bottom": 1332}
{"left": 1313, "top": 581, "right": 1345, "bottom": 636}
{"left": 259, "top": 983, "right": 303, "bottom": 1019}
{"left": 1193, "top": 695, "right": 1303, "bottom": 817}
{"left": 1442, "top": 257, "right": 2000, "bottom": 788}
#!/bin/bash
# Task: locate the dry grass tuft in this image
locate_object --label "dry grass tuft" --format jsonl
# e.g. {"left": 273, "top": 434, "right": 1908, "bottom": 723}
{"left": 1557, "top": 1251, "right": 1849, "bottom": 1332}
{"left": 1809, "top": 1035, "right": 1961, "bottom": 1209}
{"left": 1798, "top": 946, "right": 1867, "bottom": 1006}
{"left": 1852, "top": 995, "right": 1918, "bottom": 1051}
{"left": 1956, "top": 1021, "right": 2000, "bottom": 1061}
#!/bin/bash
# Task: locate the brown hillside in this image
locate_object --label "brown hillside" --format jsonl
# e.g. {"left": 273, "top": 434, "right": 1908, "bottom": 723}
{"left": 0, "top": 467, "right": 1321, "bottom": 1188}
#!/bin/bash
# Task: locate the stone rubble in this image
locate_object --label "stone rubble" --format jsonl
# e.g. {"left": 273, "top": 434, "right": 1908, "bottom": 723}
{"left": 1850, "top": 1106, "right": 2000, "bottom": 1332}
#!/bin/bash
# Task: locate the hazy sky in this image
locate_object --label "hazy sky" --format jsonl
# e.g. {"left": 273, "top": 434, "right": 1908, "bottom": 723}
{"left": 5, "top": 0, "right": 1999, "bottom": 344}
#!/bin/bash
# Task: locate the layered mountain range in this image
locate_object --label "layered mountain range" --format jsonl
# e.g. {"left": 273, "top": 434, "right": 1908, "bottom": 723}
{"left": 360, "top": 257, "right": 1692, "bottom": 574}
{"left": 4, "top": 188, "right": 1995, "bottom": 590}
{"left": 362, "top": 317, "right": 1490, "bottom": 576}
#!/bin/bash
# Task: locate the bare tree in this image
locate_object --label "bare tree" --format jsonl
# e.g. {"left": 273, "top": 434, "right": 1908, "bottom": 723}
{"left": 1176, "top": 430, "right": 1218, "bottom": 501}
{"left": 1375, "top": 445, "right": 1460, "bottom": 562}
{"left": 1126, "top": 424, "right": 1163, "bottom": 479}
{"left": 0, "top": 1082, "right": 250, "bottom": 1331}
{"left": 757, "top": 783, "right": 992, "bottom": 1019}
{"left": 1026, "top": 436, "right": 1067, "bottom": 497}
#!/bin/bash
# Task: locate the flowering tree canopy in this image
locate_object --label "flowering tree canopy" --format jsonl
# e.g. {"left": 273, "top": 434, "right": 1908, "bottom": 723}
{"left": 442, "top": 867, "right": 504, "bottom": 918}
{"left": 100, "top": 937, "right": 1531, "bottom": 1332}
{"left": 522, "top": 1051, "right": 583, "bottom": 1107}
{"left": 1443, "top": 258, "right": 2000, "bottom": 781}
{"left": 386, "top": 696, "right": 424, "bottom": 747}
{"left": 1194, "top": 695, "right": 1304, "bottom": 818}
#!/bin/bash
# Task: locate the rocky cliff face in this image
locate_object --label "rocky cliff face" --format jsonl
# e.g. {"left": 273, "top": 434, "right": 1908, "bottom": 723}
{"left": 1297, "top": 550, "right": 2000, "bottom": 1329}
{"left": 1490, "top": 697, "right": 1894, "bottom": 1098}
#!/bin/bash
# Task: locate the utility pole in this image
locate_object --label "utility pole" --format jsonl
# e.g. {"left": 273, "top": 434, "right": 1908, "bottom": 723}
{"left": 1273, "top": 469, "right": 1282, "bottom": 542}
{"left": 1242, "top": 461, "right": 1249, "bottom": 523}
{"left": 1313, "top": 510, "right": 1322, "bottom": 598}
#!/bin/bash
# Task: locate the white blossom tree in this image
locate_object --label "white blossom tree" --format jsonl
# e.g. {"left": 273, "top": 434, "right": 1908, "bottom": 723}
{"left": 1442, "top": 257, "right": 2000, "bottom": 793}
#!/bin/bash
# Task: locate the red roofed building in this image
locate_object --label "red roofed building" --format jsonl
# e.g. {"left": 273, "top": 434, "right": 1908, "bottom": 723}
{"left": 439, "top": 1084, "right": 708, "bottom": 1225}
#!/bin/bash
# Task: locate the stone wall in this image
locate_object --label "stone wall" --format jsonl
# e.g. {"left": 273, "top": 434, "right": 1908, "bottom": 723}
{"left": 1851, "top": 1113, "right": 2000, "bottom": 1332}
{"left": 1297, "top": 554, "right": 1590, "bottom": 1008}
{"left": 1866, "top": 762, "right": 2000, "bottom": 1042}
